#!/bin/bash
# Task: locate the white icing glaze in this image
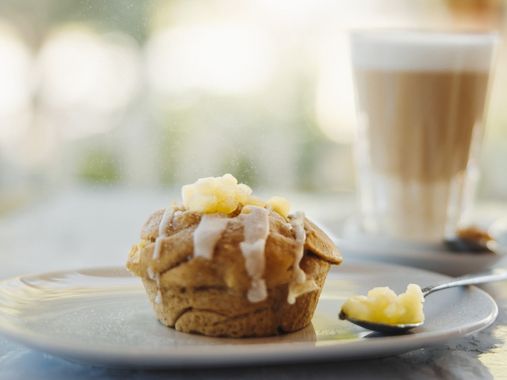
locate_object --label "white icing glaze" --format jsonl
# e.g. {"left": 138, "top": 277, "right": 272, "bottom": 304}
{"left": 287, "top": 211, "right": 310, "bottom": 304}
{"left": 287, "top": 279, "right": 318, "bottom": 305}
{"left": 147, "top": 266, "right": 156, "bottom": 280}
{"left": 153, "top": 207, "right": 173, "bottom": 260}
{"left": 240, "top": 206, "right": 269, "bottom": 303}
{"left": 247, "top": 278, "right": 267, "bottom": 303}
{"left": 193, "top": 215, "right": 229, "bottom": 259}
{"left": 290, "top": 212, "right": 307, "bottom": 283}
{"left": 154, "top": 274, "right": 162, "bottom": 304}
{"left": 154, "top": 289, "right": 162, "bottom": 304}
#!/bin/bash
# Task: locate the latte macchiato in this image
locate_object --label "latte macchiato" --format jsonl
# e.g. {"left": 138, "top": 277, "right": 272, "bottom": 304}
{"left": 351, "top": 31, "right": 496, "bottom": 241}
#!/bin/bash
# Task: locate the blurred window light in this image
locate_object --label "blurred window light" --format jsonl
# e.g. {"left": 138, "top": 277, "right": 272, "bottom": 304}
{"left": 38, "top": 26, "right": 141, "bottom": 114}
{"left": 0, "top": 22, "right": 32, "bottom": 115}
{"left": 0, "top": 22, "right": 32, "bottom": 154}
{"left": 146, "top": 24, "right": 274, "bottom": 95}
{"left": 257, "top": 0, "right": 313, "bottom": 22}
{"left": 315, "top": 34, "right": 356, "bottom": 144}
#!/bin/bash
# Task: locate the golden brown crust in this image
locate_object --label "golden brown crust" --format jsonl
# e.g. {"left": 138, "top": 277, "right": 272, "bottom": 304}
{"left": 303, "top": 218, "right": 342, "bottom": 265}
{"left": 141, "top": 254, "right": 329, "bottom": 337}
{"left": 127, "top": 207, "right": 341, "bottom": 337}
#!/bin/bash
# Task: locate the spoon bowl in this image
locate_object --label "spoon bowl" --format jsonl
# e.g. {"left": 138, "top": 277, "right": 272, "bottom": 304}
{"left": 339, "top": 269, "right": 507, "bottom": 334}
{"left": 339, "top": 311, "right": 421, "bottom": 334}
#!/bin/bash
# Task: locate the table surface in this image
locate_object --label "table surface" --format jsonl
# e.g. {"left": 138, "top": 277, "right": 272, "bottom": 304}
{"left": 1, "top": 187, "right": 507, "bottom": 380}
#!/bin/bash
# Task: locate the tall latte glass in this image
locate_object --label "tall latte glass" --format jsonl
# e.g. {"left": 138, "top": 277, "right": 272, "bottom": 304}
{"left": 351, "top": 31, "right": 497, "bottom": 242}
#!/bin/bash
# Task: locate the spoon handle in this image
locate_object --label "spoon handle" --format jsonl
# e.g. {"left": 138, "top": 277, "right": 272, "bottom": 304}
{"left": 422, "top": 269, "right": 507, "bottom": 297}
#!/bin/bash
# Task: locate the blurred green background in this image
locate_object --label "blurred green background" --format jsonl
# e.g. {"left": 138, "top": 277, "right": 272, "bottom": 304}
{"left": 0, "top": 0, "right": 506, "bottom": 215}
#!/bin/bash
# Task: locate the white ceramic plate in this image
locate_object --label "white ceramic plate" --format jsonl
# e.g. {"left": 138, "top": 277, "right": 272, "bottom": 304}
{"left": 0, "top": 262, "right": 497, "bottom": 368}
{"left": 337, "top": 238, "right": 505, "bottom": 277}
{"left": 336, "top": 218, "right": 506, "bottom": 276}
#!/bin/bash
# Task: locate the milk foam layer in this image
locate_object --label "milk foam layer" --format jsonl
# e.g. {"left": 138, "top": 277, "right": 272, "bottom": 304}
{"left": 351, "top": 31, "right": 497, "bottom": 71}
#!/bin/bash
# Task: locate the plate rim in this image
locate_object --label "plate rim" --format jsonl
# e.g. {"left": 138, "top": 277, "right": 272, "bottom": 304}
{"left": 336, "top": 237, "right": 505, "bottom": 277}
{"left": 0, "top": 263, "right": 499, "bottom": 368}
{"left": 336, "top": 214, "right": 506, "bottom": 265}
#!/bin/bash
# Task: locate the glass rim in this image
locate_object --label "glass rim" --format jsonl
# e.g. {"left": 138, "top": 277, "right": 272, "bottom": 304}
{"left": 349, "top": 28, "right": 500, "bottom": 46}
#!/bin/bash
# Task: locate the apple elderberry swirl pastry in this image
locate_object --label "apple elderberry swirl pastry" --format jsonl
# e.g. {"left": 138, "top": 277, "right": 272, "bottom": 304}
{"left": 126, "top": 174, "right": 342, "bottom": 338}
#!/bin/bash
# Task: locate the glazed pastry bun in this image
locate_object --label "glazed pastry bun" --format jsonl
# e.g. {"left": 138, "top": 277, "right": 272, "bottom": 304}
{"left": 127, "top": 174, "right": 342, "bottom": 338}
